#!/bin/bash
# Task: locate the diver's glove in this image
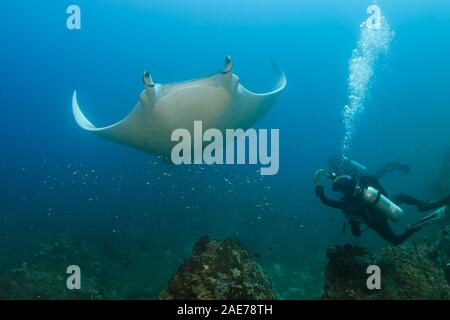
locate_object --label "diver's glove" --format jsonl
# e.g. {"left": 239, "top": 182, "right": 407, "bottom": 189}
{"left": 315, "top": 185, "right": 325, "bottom": 198}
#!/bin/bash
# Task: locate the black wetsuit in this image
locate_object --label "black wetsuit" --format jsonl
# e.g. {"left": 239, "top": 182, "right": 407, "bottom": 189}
{"left": 316, "top": 183, "right": 419, "bottom": 245}
{"left": 318, "top": 161, "right": 449, "bottom": 245}
{"left": 316, "top": 171, "right": 439, "bottom": 245}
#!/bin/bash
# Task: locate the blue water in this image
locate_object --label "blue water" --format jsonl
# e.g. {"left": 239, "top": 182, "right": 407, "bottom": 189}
{"left": 1, "top": 0, "right": 450, "bottom": 299}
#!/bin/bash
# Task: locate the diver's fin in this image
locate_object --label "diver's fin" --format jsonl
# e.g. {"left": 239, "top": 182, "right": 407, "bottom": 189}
{"left": 407, "top": 206, "right": 448, "bottom": 230}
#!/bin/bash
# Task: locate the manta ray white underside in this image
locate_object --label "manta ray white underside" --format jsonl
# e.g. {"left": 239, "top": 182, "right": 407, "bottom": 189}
{"left": 72, "top": 56, "right": 286, "bottom": 158}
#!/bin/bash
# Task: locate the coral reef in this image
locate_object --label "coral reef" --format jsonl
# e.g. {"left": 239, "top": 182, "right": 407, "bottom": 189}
{"left": 434, "top": 227, "right": 450, "bottom": 285}
{"left": 159, "top": 235, "right": 277, "bottom": 300}
{"left": 0, "top": 231, "right": 103, "bottom": 300}
{"left": 0, "top": 231, "right": 277, "bottom": 300}
{"left": 322, "top": 226, "right": 450, "bottom": 300}
{"left": 322, "top": 244, "right": 370, "bottom": 299}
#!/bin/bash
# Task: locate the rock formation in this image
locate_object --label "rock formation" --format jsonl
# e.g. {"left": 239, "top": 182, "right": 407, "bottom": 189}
{"left": 322, "top": 226, "right": 450, "bottom": 299}
{"left": 160, "top": 235, "right": 276, "bottom": 300}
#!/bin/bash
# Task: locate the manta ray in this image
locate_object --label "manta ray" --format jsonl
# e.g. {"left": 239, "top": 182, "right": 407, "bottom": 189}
{"left": 72, "top": 56, "right": 286, "bottom": 159}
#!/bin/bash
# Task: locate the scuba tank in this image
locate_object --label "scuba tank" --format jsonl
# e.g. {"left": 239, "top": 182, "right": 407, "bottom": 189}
{"left": 343, "top": 156, "right": 368, "bottom": 174}
{"left": 329, "top": 154, "right": 368, "bottom": 176}
{"left": 357, "top": 186, "right": 404, "bottom": 222}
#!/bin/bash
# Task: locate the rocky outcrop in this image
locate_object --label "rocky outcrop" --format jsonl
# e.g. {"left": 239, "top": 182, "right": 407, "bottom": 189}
{"left": 160, "top": 235, "right": 276, "bottom": 300}
{"left": 322, "top": 227, "right": 450, "bottom": 300}
{"left": 322, "top": 244, "right": 371, "bottom": 299}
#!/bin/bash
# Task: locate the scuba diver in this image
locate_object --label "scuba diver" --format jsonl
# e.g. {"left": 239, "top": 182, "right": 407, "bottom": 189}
{"left": 314, "top": 162, "right": 450, "bottom": 245}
